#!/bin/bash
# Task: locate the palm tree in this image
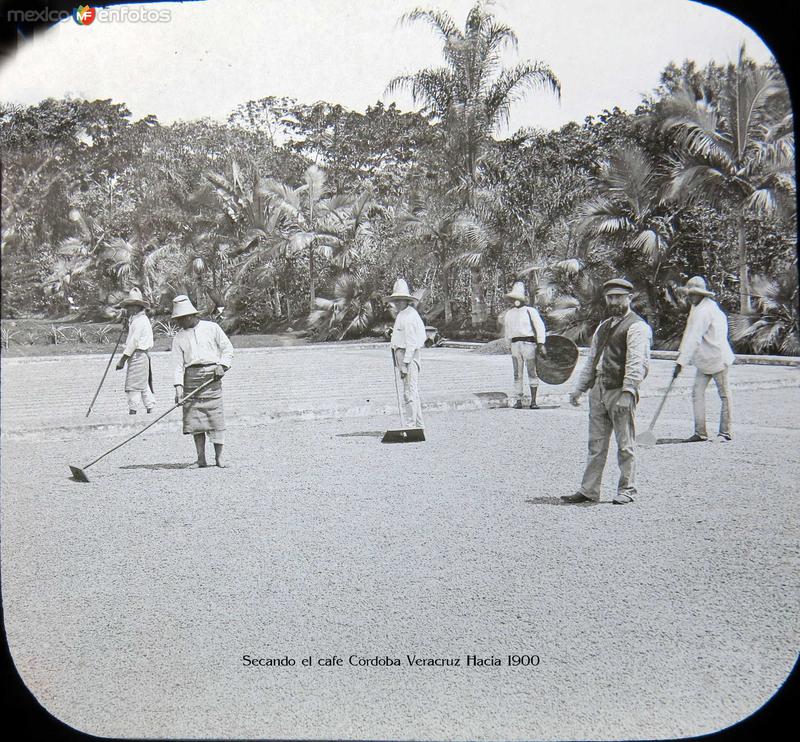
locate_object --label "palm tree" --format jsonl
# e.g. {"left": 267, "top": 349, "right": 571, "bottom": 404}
{"left": 308, "top": 270, "right": 383, "bottom": 341}
{"left": 395, "top": 192, "right": 487, "bottom": 325}
{"left": 319, "top": 187, "right": 379, "bottom": 271}
{"left": 41, "top": 244, "right": 91, "bottom": 309}
{"left": 196, "top": 160, "right": 286, "bottom": 314}
{"left": 729, "top": 271, "right": 799, "bottom": 355}
{"left": 661, "top": 46, "right": 794, "bottom": 312}
{"left": 540, "top": 259, "right": 608, "bottom": 345}
{"left": 265, "top": 165, "right": 352, "bottom": 310}
{"left": 386, "top": 0, "right": 560, "bottom": 322}
{"left": 575, "top": 144, "right": 681, "bottom": 331}
{"left": 97, "top": 236, "right": 176, "bottom": 307}
{"left": 387, "top": 1, "right": 560, "bottom": 194}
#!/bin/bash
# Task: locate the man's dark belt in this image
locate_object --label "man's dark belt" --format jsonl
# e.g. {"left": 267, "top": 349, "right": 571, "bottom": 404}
{"left": 511, "top": 336, "right": 539, "bottom": 343}
{"left": 187, "top": 363, "right": 217, "bottom": 368}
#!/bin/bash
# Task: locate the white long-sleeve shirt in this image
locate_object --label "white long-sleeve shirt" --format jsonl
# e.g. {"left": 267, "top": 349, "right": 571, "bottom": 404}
{"left": 676, "top": 298, "right": 735, "bottom": 374}
{"left": 123, "top": 310, "right": 154, "bottom": 355}
{"left": 391, "top": 306, "right": 427, "bottom": 365}
{"left": 574, "top": 311, "right": 652, "bottom": 396}
{"left": 503, "top": 305, "right": 546, "bottom": 342}
{"left": 171, "top": 320, "right": 234, "bottom": 386}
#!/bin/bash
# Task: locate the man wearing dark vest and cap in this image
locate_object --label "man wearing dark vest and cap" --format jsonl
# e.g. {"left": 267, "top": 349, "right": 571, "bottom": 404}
{"left": 562, "top": 278, "right": 652, "bottom": 505}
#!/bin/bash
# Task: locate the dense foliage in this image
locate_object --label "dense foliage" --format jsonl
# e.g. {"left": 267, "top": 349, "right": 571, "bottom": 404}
{"left": 1, "top": 2, "right": 796, "bottom": 352}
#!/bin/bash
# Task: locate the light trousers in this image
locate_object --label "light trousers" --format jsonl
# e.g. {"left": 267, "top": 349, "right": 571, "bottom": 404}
{"left": 578, "top": 382, "right": 638, "bottom": 501}
{"left": 394, "top": 348, "right": 424, "bottom": 429}
{"left": 126, "top": 388, "right": 155, "bottom": 411}
{"left": 510, "top": 341, "right": 539, "bottom": 400}
{"left": 693, "top": 367, "right": 732, "bottom": 437}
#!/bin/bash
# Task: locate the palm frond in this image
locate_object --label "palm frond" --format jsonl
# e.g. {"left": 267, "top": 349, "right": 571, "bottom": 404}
{"left": 303, "top": 165, "right": 326, "bottom": 205}
{"left": 485, "top": 61, "right": 561, "bottom": 128}
{"left": 629, "top": 229, "right": 665, "bottom": 262}
{"left": 397, "top": 7, "right": 458, "bottom": 44}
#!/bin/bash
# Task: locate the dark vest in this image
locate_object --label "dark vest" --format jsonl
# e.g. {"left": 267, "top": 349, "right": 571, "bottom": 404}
{"left": 590, "top": 311, "right": 645, "bottom": 390}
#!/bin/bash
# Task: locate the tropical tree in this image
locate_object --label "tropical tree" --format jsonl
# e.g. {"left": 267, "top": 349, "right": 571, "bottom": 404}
{"left": 266, "top": 165, "right": 352, "bottom": 310}
{"left": 190, "top": 158, "right": 295, "bottom": 319}
{"left": 661, "top": 46, "right": 794, "bottom": 312}
{"left": 386, "top": 0, "right": 560, "bottom": 322}
{"left": 41, "top": 244, "right": 92, "bottom": 310}
{"left": 729, "top": 271, "right": 799, "bottom": 355}
{"left": 317, "top": 186, "right": 380, "bottom": 271}
{"left": 575, "top": 144, "right": 684, "bottom": 330}
{"left": 539, "top": 259, "right": 608, "bottom": 344}
{"left": 387, "top": 1, "right": 560, "bottom": 195}
{"left": 96, "top": 236, "right": 178, "bottom": 309}
{"left": 307, "top": 270, "right": 385, "bottom": 341}
{"left": 394, "top": 192, "right": 487, "bottom": 324}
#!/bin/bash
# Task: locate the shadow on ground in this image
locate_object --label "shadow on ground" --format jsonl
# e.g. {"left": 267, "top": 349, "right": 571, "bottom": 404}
{"left": 336, "top": 431, "right": 385, "bottom": 438}
{"left": 524, "top": 496, "right": 608, "bottom": 506}
{"left": 119, "top": 462, "right": 191, "bottom": 470}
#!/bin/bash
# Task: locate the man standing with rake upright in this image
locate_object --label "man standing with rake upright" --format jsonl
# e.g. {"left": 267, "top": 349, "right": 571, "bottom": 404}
{"left": 387, "top": 278, "right": 427, "bottom": 430}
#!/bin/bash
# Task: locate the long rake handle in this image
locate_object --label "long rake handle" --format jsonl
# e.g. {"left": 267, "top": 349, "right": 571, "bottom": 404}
{"left": 81, "top": 377, "right": 217, "bottom": 470}
{"left": 646, "top": 376, "right": 677, "bottom": 432}
{"left": 85, "top": 324, "right": 126, "bottom": 417}
{"left": 391, "top": 347, "right": 407, "bottom": 429}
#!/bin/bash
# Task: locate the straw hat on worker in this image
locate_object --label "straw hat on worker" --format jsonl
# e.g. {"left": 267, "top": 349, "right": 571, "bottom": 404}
{"left": 684, "top": 275, "right": 715, "bottom": 297}
{"left": 504, "top": 281, "right": 528, "bottom": 305}
{"left": 171, "top": 295, "right": 200, "bottom": 319}
{"left": 385, "top": 278, "right": 419, "bottom": 304}
{"left": 118, "top": 286, "right": 150, "bottom": 309}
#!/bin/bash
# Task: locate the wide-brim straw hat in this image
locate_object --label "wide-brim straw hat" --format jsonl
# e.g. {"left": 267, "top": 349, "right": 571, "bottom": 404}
{"left": 603, "top": 278, "right": 635, "bottom": 296}
{"left": 171, "top": 295, "right": 200, "bottom": 319}
{"left": 504, "top": 281, "right": 528, "bottom": 303}
{"left": 386, "top": 278, "right": 418, "bottom": 303}
{"left": 118, "top": 287, "right": 149, "bottom": 308}
{"left": 685, "top": 276, "right": 715, "bottom": 297}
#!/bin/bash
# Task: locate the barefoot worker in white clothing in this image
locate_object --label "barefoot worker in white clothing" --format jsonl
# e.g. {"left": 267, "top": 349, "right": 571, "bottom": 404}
{"left": 170, "top": 295, "right": 234, "bottom": 468}
{"left": 115, "top": 287, "right": 156, "bottom": 415}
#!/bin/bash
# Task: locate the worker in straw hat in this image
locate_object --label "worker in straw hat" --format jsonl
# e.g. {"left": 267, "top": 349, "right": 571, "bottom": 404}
{"left": 170, "top": 295, "right": 234, "bottom": 468}
{"left": 673, "top": 276, "right": 735, "bottom": 442}
{"left": 115, "top": 286, "right": 155, "bottom": 415}
{"left": 502, "top": 280, "right": 547, "bottom": 409}
{"left": 562, "top": 278, "right": 652, "bottom": 505}
{"left": 386, "top": 278, "right": 426, "bottom": 429}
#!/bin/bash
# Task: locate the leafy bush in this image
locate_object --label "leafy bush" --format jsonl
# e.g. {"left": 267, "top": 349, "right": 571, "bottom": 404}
{"left": 1, "top": 327, "right": 19, "bottom": 349}
{"left": 153, "top": 319, "right": 179, "bottom": 338}
{"left": 307, "top": 272, "right": 384, "bottom": 341}
{"left": 49, "top": 325, "right": 69, "bottom": 345}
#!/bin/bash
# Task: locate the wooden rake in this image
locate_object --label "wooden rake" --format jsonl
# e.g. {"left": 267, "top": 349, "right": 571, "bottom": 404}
{"left": 636, "top": 377, "right": 677, "bottom": 448}
{"left": 69, "top": 378, "right": 216, "bottom": 482}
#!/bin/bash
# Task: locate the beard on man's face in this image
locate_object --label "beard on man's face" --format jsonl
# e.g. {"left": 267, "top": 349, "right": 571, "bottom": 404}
{"left": 606, "top": 301, "right": 628, "bottom": 317}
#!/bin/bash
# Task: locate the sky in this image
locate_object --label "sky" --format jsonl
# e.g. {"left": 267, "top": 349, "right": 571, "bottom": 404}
{"left": 0, "top": 0, "right": 779, "bottom": 134}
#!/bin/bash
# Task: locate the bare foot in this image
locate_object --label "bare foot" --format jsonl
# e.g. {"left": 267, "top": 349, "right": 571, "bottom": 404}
{"left": 185, "top": 461, "right": 208, "bottom": 469}
{"left": 215, "top": 461, "right": 229, "bottom": 468}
